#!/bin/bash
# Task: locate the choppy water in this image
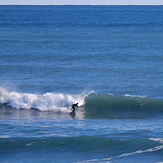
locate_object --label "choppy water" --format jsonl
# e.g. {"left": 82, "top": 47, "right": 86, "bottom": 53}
{"left": 0, "top": 5, "right": 163, "bottom": 163}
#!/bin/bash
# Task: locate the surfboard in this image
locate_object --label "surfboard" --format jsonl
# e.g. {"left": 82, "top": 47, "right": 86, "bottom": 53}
{"left": 68, "top": 106, "right": 74, "bottom": 113}
{"left": 70, "top": 110, "right": 75, "bottom": 114}
{"left": 68, "top": 104, "right": 78, "bottom": 115}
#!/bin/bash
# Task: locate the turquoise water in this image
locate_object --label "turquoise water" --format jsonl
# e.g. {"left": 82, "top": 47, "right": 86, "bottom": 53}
{"left": 0, "top": 5, "right": 163, "bottom": 163}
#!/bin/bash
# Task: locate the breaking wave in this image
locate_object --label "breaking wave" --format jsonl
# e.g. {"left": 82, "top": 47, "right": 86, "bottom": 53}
{"left": 0, "top": 87, "right": 86, "bottom": 113}
{"left": 0, "top": 87, "right": 163, "bottom": 118}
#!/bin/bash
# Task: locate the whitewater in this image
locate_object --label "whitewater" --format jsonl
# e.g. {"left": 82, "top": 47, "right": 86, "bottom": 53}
{"left": 0, "top": 87, "right": 86, "bottom": 112}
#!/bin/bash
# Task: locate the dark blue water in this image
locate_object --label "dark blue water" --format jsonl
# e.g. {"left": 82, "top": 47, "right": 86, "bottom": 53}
{"left": 0, "top": 5, "right": 163, "bottom": 163}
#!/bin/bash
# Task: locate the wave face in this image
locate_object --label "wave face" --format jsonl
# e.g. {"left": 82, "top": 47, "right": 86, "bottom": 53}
{"left": 0, "top": 87, "right": 163, "bottom": 119}
{"left": 84, "top": 93, "right": 163, "bottom": 118}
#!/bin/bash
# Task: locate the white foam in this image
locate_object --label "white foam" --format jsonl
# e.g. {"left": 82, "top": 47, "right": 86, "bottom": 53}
{"left": 125, "top": 94, "right": 146, "bottom": 98}
{"left": 118, "top": 145, "right": 163, "bottom": 158}
{"left": 76, "top": 157, "right": 112, "bottom": 163}
{"left": 150, "top": 138, "right": 163, "bottom": 144}
{"left": 77, "top": 138, "right": 163, "bottom": 163}
{"left": 0, "top": 87, "right": 87, "bottom": 112}
{"left": 79, "top": 145, "right": 163, "bottom": 163}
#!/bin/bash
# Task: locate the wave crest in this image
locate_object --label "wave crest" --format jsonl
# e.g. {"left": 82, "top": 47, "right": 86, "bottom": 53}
{"left": 0, "top": 87, "right": 163, "bottom": 118}
{"left": 0, "top": 87, "right": 86, "bottom": 112}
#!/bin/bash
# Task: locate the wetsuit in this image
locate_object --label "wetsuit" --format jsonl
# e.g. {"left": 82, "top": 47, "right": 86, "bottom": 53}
{"left": 72, "top": 103, "right": 78, "bottom": 112}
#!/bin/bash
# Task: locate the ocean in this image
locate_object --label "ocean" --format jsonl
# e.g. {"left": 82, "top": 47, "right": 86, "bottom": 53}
{"left": 0, "top": 5, "right": 163, "bottom": 163}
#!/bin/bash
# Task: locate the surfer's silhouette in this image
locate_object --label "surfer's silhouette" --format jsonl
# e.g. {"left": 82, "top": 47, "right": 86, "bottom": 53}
{"left": 71, "top": 103, "right": 78, "bottom": 112}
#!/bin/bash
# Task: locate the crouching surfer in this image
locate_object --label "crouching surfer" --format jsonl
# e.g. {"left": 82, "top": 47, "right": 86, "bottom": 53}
{"left": 71, "top": 103, "right": 78, "bottom": 112}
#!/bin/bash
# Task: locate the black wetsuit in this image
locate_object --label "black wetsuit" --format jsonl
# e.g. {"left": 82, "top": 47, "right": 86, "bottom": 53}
{"left": 72, "top": 103, "right": 78, "bottom": 112}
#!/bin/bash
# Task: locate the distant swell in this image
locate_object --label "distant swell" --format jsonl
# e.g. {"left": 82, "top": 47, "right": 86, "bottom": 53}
{"left": 1, "top": 136, "right": 163, "bottom": 160}
{"left": 0, "top": 87, "right": 163, "bottom": 119}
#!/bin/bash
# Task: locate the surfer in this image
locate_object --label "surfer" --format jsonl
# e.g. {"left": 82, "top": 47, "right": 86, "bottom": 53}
{"left": 71, "top": 103, "right": 78, "bottom": 112}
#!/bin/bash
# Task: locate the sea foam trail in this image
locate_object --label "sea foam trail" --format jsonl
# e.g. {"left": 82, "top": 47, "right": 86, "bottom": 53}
{"left": 0, "top": 87, "right": 86, "bottom": 112}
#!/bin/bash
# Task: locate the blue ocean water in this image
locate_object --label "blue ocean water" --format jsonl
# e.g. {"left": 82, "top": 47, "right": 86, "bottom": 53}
{"left": 0, "top": 5, "right": 163, "bottom": 163}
